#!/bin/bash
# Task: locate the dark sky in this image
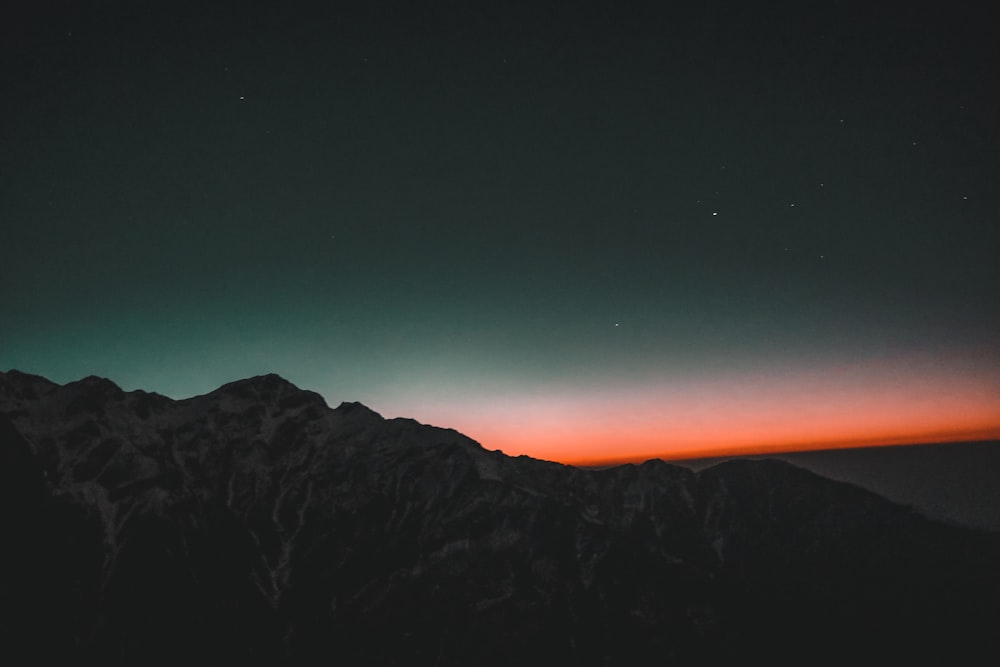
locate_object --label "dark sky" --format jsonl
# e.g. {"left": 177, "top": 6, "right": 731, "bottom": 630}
{"left": 3, "top": 0, "right": 999, "bottom": 462}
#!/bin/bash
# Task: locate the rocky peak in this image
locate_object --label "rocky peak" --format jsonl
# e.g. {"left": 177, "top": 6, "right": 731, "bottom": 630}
{"left": 212, "top": 373, "right": 301, "bottom": 396}
{"left": 204, "top": 373, "right": 329, "bottom": 413}
{"left": 0, "top": 369, "right": 59, "bottom": 404}
{"left": 66, "top": 375, "right": 125, "bottom": 396}
{"left": 334, "top": 400, "right": 383, "bottom": 420}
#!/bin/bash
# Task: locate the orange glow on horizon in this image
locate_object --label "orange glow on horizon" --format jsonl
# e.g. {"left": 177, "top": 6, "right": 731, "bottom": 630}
{"left": 495, "top": 426, "right": 1000, "bottom": 467}
{"left": 461, "top": 392, "right": 1000, "bottom": 465}
{"left": 384, "top": 354, "right": 1000, "bottom": 467}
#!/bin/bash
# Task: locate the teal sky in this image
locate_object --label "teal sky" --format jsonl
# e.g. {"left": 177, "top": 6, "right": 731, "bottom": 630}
{"left": 3, "top": 1, "right": 999, "bottom": 460}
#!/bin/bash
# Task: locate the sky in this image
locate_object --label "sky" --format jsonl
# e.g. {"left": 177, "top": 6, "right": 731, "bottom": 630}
{"left": 3, "top": 0, "right": 999, "bottom": 465}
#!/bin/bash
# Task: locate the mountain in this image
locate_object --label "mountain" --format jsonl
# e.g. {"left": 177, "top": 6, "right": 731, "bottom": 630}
{"left": 1, "top": 369, "right": 998, "bottom": 665}
{"left": 709, "top": 440, "right": 1000, "bottom": 532}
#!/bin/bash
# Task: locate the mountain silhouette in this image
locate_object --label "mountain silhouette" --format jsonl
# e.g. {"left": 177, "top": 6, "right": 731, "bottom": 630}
{"left": 1, "top": 370, "right": 997, "bottom": 665}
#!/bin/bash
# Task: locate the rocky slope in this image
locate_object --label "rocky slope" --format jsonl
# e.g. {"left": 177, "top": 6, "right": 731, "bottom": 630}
{"left": 1, "top": 370, "right": 997, "bottom": 665}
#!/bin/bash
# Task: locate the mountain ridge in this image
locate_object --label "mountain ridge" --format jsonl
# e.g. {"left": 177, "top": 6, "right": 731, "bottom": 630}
{"left": 1, "top": 369, "right": 997, "bottom": 665}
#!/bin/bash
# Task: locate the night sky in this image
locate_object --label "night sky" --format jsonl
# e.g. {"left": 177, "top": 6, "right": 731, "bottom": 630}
{"left": 4, "top": 1, "right": 999, "bottom": 464}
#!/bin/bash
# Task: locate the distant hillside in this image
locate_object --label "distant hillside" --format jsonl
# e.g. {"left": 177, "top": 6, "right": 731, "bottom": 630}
{"left": 673, "top": 440, "right": 1000, "bottom": 531}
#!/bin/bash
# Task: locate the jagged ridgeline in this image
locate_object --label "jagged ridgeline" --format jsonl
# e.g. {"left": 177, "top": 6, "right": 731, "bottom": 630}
{"left": 1, "top": 370, "right": 998, "bottom": 665}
